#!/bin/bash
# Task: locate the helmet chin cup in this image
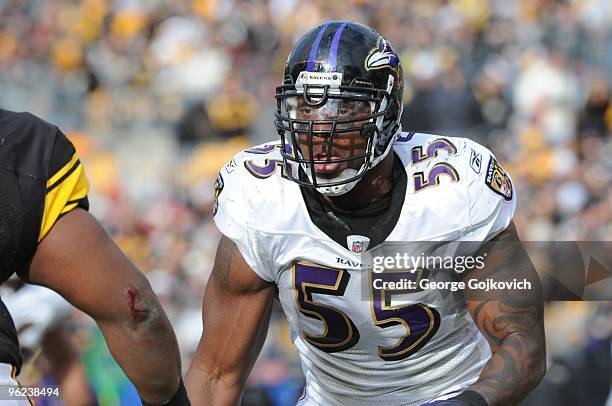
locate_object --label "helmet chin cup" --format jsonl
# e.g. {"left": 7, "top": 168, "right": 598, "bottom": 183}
{"left": 316, "top": 180, "right": 359, "bottom": 196}
{"left": 312, "top": 132, "right": 396, "bottom": 197}
{"left": 305, "top": 168, "right": 360, "bottom": 196}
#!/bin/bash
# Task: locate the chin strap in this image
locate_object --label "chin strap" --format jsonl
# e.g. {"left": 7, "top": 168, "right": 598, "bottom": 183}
{"left": 314, "top": 168, "right": 360, "bottom": 196}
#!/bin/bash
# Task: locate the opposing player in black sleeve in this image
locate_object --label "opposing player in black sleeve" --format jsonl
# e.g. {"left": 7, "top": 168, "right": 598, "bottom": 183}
{"left": 0, "top": 109, "right": 189, "bottom": 405}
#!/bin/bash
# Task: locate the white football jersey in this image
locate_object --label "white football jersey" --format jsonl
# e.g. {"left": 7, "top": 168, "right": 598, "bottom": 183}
{"left": 213, "top": 132, "right": 516, "bottom": 405}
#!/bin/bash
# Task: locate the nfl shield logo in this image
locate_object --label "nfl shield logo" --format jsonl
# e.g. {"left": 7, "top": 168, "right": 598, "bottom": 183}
{"left": 347, "top": 235, "right": 370, "bottom": 253}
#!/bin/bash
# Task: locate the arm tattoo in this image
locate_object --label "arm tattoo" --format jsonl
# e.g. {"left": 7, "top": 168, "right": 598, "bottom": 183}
{"left": 211, "top": 236, "right": 271, "bottom": 294}
{"left": 215, "top": 237, "right": 236, "bottom": 290}
{"left": 462, "top": 223, "right": 546, "bottom": 405}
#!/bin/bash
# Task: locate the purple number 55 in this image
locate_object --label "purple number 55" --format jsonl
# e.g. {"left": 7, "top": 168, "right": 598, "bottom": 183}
{"left": 294, "top": 263, "right": 440, "bottom": 360}
{"left": 370, "top": 270, "right": 440, "bottom": 361}
{"left": 293, "top": 262, "right": 360, "bottom": 352}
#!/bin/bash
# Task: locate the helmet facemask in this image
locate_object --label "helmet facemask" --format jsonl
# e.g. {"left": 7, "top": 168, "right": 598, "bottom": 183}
{"left": 275, "top": 71, "right": 397, "bottom": 196}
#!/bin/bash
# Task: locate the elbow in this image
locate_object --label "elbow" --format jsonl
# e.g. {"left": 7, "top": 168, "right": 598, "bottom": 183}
{"left": 125, "top": 285, "right": 155, "bottom": 329}
{"left": 92, "top": 279, "right": 169, "bottom": 340}
{"left": 121, "top": 283, "right": 168, "bottom": 335}
{"left": 121, "top": 286, "right": 183, "bottom": 399}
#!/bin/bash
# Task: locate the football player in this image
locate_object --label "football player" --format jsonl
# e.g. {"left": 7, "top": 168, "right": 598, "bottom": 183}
{"left": 186, "top": 21, "right": 545, "bottom": 406}
{"left": 0, "top": 109, "right": 189, "bottom": 405}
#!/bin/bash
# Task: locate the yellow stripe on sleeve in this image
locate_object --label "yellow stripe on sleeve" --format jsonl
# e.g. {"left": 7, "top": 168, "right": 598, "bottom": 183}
{"left": 46, "top": 152, "right": 79, "bottom": 190}
{"left": 39, "top": 162, "right": 89, "bottom": 241}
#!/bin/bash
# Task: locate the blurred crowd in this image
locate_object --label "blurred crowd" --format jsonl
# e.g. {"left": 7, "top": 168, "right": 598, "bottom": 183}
{"left": 0, "top": 0, "right": 610, "bottom": 405}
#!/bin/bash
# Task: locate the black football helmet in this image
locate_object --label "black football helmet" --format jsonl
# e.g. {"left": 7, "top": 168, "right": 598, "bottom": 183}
{"left": 275, "top": 21, "right": 403, "bottom": 195}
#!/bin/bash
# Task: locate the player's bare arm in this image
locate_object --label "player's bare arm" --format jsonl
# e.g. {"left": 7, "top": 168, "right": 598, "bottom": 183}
{"left": 186, "top": 236, "right": 276, "bottom": 406}
{"left": 462, "top": 221, "right": 546, "bottom": 405}
{"left": 27, "top": 208, "right": 186, "bottom": 405}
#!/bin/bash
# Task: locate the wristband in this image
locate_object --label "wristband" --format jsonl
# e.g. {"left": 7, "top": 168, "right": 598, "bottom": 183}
{"left": 141, "top": 378, "right": 190, "bottom": 406}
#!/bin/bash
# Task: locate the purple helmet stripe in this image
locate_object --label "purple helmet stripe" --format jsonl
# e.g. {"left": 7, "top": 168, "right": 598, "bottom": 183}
{"left": 327, "top": 22, "right": 348, "bottom": 72}
{"left": 306, "top": 22, "right": 330, "bottom": 72}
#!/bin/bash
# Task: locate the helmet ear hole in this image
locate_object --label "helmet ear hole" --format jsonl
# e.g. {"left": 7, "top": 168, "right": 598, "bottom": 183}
{"left": 382, "top": 100, "right": 400, "bottom": 132}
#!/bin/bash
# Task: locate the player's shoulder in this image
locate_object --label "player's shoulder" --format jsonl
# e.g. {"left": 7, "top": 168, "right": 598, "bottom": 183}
{"left": 392, "top": 132, "right": 515, "bottom": 239}
{"left": 0, "top": 108, "right": 54, "bottom": 131}
{"left": 435, "top": 134, "right": 514, "bottom": 202}
{"left": 215, "top": 141, "right": 294, "bottom": 196}
{"left": 219, "top": 141, "right": 288, "bottom": 178}
{"left": 0, "top": 109, "right": 89, "bottom": 241}
{"left": 394, "top": 131, "right": 489, "bottom": 168}
{"left": 0, "top": 109, "right": 81, "bottom": 181}
{"left": 213, "top": 141, "right": 301, "bottom": 228}
{"left": 393, "top": 132, "right": 510, "bottom": 197}
{"left": 0, "top": 111, "right": 70, "bottom": 280}
{"left": 0, "top": 109, "right": 60, "bottom": 145}
{"left": 0, "top": 109, "right": 59, "bottom": 172}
